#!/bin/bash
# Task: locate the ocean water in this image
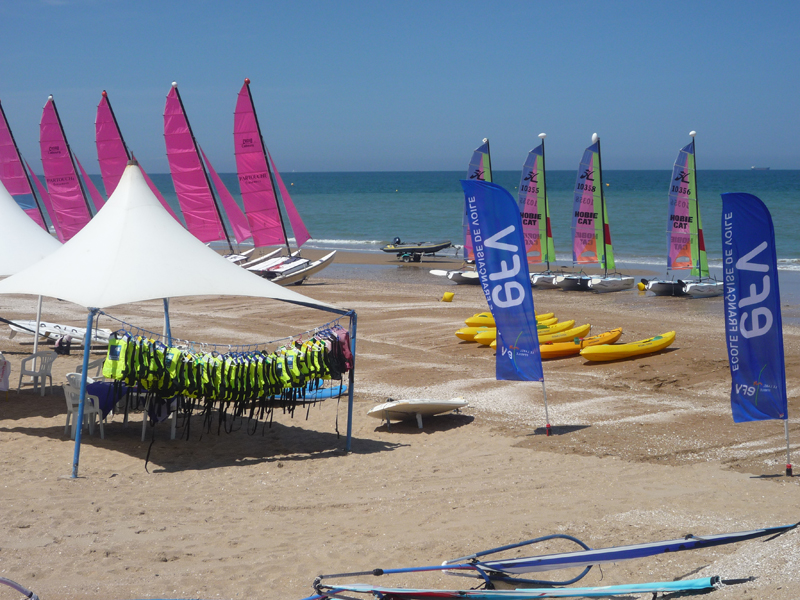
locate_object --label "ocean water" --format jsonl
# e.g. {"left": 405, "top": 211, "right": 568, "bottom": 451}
{"left": 139, "top": 170, "right": 800, "bottom": 271}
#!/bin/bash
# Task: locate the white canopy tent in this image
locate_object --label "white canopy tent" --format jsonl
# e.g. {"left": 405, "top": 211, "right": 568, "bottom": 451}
{"left": 0, "top": 162, "right": 356, "bottom": 476}
{"left": 0, "top": 178, "right": 62, "bottom": 354}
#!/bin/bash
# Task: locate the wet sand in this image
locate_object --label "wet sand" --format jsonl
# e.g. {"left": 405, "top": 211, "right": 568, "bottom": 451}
{"left": 1, "top": 250, "right": 799, "bottom": 600}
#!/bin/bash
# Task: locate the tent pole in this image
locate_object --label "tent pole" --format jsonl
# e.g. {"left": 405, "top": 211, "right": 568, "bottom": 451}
{"left": 541, "top": 380, "right": 551, "bottom": 436}
{"left": 71, "top": 308, "right": 98, "bottom": 478}
{"left": 32, "top": 295, "right": 42, "bottom": 376}
{"left": 785, "top": 420, "right": 792, "bottom": 477}
{"left": 345, "top": 311, "right": 357, "bottom": 453}
{"left": 163, "top": 298, "right": 172, "bottom": 345}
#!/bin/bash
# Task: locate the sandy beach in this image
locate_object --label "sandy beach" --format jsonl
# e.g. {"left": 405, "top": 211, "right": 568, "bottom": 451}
{"left": 1, "top": 249, "right": 799, "bottom": 600}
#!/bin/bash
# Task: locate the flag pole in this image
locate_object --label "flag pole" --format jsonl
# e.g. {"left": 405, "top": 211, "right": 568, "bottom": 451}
{"left": 541, "top": 380, "right": 551, "bottom": 436}
{"left": 785, "top": 420, "right": 792, "bottom": 476}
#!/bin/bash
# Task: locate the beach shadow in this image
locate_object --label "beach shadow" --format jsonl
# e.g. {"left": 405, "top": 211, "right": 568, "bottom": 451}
{"left": 372, "top": 413, "right": 474, "bottom": 434}
{"left": 0, "top": 389, "right": 67, "bottom": 420}
{"left": 750, "top": 473, "right": 791, "bottom": 479}
{"left": 530, "top": 424, "right": 590, "bottom": 436}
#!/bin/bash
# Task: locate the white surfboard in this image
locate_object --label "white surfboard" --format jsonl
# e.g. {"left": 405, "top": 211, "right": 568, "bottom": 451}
{"left": 367, "top": 398, "right": 468, "bottom": 429}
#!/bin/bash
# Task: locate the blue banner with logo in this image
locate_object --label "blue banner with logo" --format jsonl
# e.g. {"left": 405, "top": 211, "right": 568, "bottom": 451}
{"left": 461, "top": 179, "right": 543, "bottom": 382}
{"left": 722, "top": 192, "right": 787, "bottom": 422}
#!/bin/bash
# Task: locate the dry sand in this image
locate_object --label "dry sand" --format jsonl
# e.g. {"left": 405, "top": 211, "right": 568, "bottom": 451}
{"left": 1, "top": 250, "right": 799, "bottom": 600}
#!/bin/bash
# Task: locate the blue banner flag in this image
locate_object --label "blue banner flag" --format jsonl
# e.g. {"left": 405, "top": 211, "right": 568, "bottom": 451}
{"left": 461, "top": 179, "right": 544, "bottom": 382}
{"left": 722, "top": 192, "right": 787, "bottom": 422}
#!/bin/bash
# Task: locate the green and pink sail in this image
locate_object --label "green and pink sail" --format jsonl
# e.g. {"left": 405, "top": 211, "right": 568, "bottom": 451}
{"left": 571, "top": 139, "right": 614, "bottom": 271}
{"left": 666, "top": 139, "right": 708, "bottom": 277}
{"left": 39, "top": 95, "right": 96, "bottom": 242}
{"left": 463, "top": 139, "right": 492, "bottom": 259}
{"left": 517, "top": 142, "right": 555, "bottom": 266}
{"left": 0, "top": 99, "right": 52, "bottom": 231}
{"left": 233, "top": 79, "right": 310, "bottom": 250}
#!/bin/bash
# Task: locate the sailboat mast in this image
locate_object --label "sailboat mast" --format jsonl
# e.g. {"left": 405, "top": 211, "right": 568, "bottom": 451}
{"left": 485, "top": 138, "right": 493, "bottom": 181}
{"left": 690, "top": 131, "right": 700, "bottom": 277}
{"left": 102, "top": 91, "right": 131, "bottom": 160}
{"left": 243, "top": 78, "right": 292, "bottom": 256}
{"left": 0, "top": 101, "right": 48, "bottom": 227}
{"left": 539, "top": 133, "right": 550, "bottom": 271}
{"left": 172, "top": 84, "right": 234, "bottom": 254}
{"left": 595, "top": 134, "right": 608, "bottom": 277}
{"left": 49, "top": 96, "right": 95, "bottom": 219}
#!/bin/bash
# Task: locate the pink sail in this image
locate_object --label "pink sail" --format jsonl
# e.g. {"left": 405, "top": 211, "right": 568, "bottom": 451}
{"left": 164, "top": 84, "right": 227, "bottom": 244}
{"left": 0, "top": 100, "right": 47, "bottom": 229}
{"left": 268, "top": 150, "right": 310, "bottom": 248}
{"left": 95, "top": 91, "right": 182, "bottom": 222}
{"left": 74, "top": 153, "right": 105, "bottom": 211}
{"left": 40, "top": 96, "right": 93, "bottom": 241}
{"left": 233, "top": 80, "right": 286, "bottom": 247}
{"left": 200, "top": 146, "right": 251, "bottom": 244}
{"left": 25, "top": 160, "right": 61, "bottom": 240}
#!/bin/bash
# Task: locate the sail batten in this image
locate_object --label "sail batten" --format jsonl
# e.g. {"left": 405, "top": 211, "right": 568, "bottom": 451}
{"left": 39, "top": 96, "right": 93, "bottom": 241}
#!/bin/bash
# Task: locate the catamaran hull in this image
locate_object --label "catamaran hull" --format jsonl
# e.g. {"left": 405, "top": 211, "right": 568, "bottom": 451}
{"left": 555, "top": 275, "right": 591, "bottom": 291}
{"left": 447, "top": 271, "right": 481, "bottom": 285}
{"left": 8, "top": 321, "right": 111, "bottom": 345}
{"left": 530, "top": 273, "right": 559, "bottom": 289}
{"left": 684, "top": 281, "right": 724, "bottom": 298}
{"left": 588, "top": 276, "right": 634, "bottom": 293}
{"left": 646, "top": 280, "right": 687, "bottom": 296}
{"left": 265, "top": 251, "right": 337, "bottom": 286}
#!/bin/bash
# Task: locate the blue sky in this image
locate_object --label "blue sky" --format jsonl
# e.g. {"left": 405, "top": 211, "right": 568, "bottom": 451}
{"left": 1, "top": 0, "right": 798, "bottom": 173}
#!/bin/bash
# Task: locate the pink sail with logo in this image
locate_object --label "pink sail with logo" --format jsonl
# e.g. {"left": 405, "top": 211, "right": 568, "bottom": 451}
{"left": 0, "top": 100, "right": 48, "bottom": 229}
{"left": 40, "top": 96, "right": 93, "bottom": 241}
{"left": 234, "top": 79, "right": 311, "bottom": 249}
{"left": 95, "top": 91, "right": 181, "bottom": 222}
{"left": 164, "top": 85, "right": 228, "bottom": 244}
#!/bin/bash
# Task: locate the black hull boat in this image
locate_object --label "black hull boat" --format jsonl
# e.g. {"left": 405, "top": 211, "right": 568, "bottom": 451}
{"left": 382, "top": 238, "right": 452, "bottom": 262}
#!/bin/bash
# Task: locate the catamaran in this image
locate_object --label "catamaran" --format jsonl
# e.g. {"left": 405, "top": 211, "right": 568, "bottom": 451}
{"left": 234, "top": 78, "right": 335, "bottom": 285}
{"left": 430, "top": 140, "right": 491, "bottom": 285}
{"left": 520, "top": 133, "right": 559, "bottom": 289}
{"left": 556, "top": 134, "right": 633, "bottom": 293}
{"left": 645, "top": 131, "right": 723, "bottom": 298}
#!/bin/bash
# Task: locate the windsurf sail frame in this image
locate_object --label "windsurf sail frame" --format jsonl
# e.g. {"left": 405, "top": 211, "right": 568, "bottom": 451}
{"left": 39, "top": 95, "right": 94, "bottom": 242}
{"left": 313, "top": 577, "right": 728, "bottom": 599}
{"left": 463, "top": 139, "right": 492, "bottom": 260}
{"left": 518, "top": 138, "right": 555, "bottom": 268}
{"left": 666, "top": 134, "right": 708, "bottom": 278}
{"left": 164, "top": 83, "right": 243, "bottom": 252}
{"left": 95, "top": 90, "right": 182, "bottom": 222}
{"left": 233, "top": 78, "right": 311, "bottom": 254}
{"left": 571, "top": 136, "right": 613, "bottom": 273}
{"left": 0, "top": 99, "right": 50, "bottom": 230}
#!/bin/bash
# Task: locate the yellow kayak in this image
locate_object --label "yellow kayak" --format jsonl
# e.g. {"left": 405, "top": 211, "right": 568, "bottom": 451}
{"left": 537, "top": 323, "right": 591, "bottom": 344}
{"left": 455, "top": 326, "right": 490, "bottom": 342}
{"left": 537, "top": 319, "right": 576, "bottom": 336}
{"left": 540, "top": 328, "right": 622, "bottom": 359}
{"left": 580, "top": 331, "right": 676, "bottom": 362}
{"left": 473, "top": 328, "right": 497, "bottom": 346}
{"left": 536, "top": 316, "right": 558, "bottom": 328}
{"left": 465, "top": 312, "right": 554, "bottom": 327}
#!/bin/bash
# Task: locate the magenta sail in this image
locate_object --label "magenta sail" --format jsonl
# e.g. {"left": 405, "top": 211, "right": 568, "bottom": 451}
{"left": 25, "top": 160, "right": 60, "bottom": 239}
{"left": 200, "top": 146, "right": 251, "bottom": 244}
{"left": 74, "top": 154, "right": 105, "bottom": 212}
{"left": 95, "top": 91, "right": 182, "bottom": 222}
{"left": 40, "top": 96, "right": 93, "bottom": 241}
{"left": 0, "top": 101, "right": 47, "bottom": 230}
{"left": 268, "top": 150, "right": 310, "bottom": 248}
{"left": 164, "top": 85, "right": 228, "bottom": 244}
{"left": 233, "top": 81, "right": 287, "bottom": 247}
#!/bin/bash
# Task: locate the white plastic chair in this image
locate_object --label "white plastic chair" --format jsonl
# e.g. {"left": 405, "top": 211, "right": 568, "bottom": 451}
{"left": 63, "top": 373, "right": 104, "bottom": 439}
{"left": 76, "top": 356, "right": 105, "bottom": 380}
{"left": 17, "top": 351, "right": 57, "bottom": 396}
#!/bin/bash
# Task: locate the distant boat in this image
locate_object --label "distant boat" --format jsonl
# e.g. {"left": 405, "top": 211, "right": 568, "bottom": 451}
{"left": 751, "top": 166, "right": 770, "bottom": 170}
